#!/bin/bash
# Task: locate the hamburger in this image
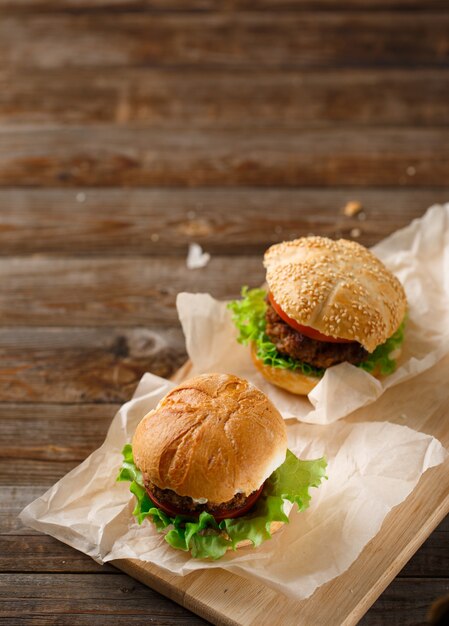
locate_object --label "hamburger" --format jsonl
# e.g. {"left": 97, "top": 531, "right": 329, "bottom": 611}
{"left": 117, "top": 373, "right": 326, "bottom": 560}
{"left": 228, "top": 236, "right": 407, "bottom": 396}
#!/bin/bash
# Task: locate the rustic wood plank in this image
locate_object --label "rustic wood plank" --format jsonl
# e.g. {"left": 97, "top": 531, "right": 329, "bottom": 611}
{"left": 0, "top": 572, "right": 447, "bottom": 626}
{"left": 0, "top": 573, "right": 207, "bottom": 625}
{"left": 0, "top": 459, "right": 88, "bottom": 485}
{"left": 0, "top": 189, "right": 442, "bottom": 256}
{"left": 0, "top": 127, "right": 448, "bottom": 187}
{"left": 0, "top": 257, "right": 263, "bottom": 326}
{"left": 0, "top": 403, "right": 118, "bottom": 461}
{"left": 0, "top": 617, "right": 204, "bottom": 626}
{"left": 2, "top": 68, "right": 449, "bottom": 127}
{"left": 1, "top": 13, "right": 448, "bottom": 70}
{"left": 400, "top": 528, "right": 449, "bottom": 578}
{"left": 2, "top": 1, "right": 448, "bottom": 12}
{"left": 0, "top": 536, "right": 112, "bottom": 573}
{"left": 0, "top": 327, "right": 186, "bottom": 403}
{"left": 359, "top": 579, "right": 449, "bottom": 626}
{"left": 0, "top": 486, "right": 65, "bottom": 534}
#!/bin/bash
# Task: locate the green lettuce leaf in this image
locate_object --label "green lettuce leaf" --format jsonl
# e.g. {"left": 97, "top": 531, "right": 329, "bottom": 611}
{"left": 117, "top": 444, "right": 327, "bottom": 560}
{"left": 227, "top": 287, "right": 406, "bottom": 378}
{"left": 227, "top": 287, "right": 325, "bottom": 378}
{"left": 269, "top": 449, "right": 327, "bottom": 510}
{"left": 358, "top": 318, "right": 406, "bottom": 375}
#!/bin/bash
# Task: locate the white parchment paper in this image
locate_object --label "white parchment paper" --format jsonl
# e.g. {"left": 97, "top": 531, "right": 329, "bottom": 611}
{"left": 20, "top": 370, "right": 447, "bottom": 601}
{"left": 177, "top": 203, "right": 449, "bottom": 424}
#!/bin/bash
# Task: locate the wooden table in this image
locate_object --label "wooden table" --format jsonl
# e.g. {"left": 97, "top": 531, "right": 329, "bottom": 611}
{"left": 1, "top": 1, "right": 448, "bottom": 624}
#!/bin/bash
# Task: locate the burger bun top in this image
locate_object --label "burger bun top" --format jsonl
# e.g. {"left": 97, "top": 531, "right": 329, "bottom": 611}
{"left": 132, "top": 373, "right": 287, "bottom": 503}
{"left": 264, "top": 236, "right": 406, "bottom": 352}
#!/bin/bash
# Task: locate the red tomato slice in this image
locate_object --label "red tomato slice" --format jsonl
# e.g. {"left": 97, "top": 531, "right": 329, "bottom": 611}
{"left": 146, "top": 485, "right": 264, "bottom": 522}
{"left": 268, "top": 292, "right": 354, "bottom": 344}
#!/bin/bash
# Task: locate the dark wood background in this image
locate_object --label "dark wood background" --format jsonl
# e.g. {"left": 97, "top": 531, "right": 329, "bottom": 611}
{"left": 0, "top": 1, "right": 448, "bottom": 624}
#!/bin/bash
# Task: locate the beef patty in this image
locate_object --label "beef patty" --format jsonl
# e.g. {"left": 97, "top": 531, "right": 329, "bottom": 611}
{"left": 265, "top": 300, "right": 368, "bottom": 369}
{"left": 145, "top": 479, "right": 258, "bottom": 516}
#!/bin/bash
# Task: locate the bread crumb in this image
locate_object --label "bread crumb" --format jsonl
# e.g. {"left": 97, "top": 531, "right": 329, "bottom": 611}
{"left": 343, "top": 201, "right": 362, "bottom": 217}
{"left": 350, "top": 227, "right": 361, "bottom": 238}
{"left": 186, "top": 243, "right": 211, "bottom": 269}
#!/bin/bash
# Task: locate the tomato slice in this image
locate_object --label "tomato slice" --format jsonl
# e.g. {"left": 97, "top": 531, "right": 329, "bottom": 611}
{"left": 146, "top": 484, "right": 264, "bottom": 522}
{"left": 268, "top": 292, "right": 354, "bottom": 344}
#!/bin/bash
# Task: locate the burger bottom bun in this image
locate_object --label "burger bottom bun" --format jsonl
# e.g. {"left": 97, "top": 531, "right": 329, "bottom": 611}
{"left": 224, "top": 520, "right": 285, "bottom": 551}
{"left": 251, "top": 343, "right": 318, "bottom": 396}
{"left": 250, "top": 342, "right": 401, "bottom": 396}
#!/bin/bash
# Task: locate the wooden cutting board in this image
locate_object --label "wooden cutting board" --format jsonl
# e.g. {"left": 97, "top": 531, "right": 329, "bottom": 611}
{"left": 113, "top": 359, "right": 449, "bottom": 626}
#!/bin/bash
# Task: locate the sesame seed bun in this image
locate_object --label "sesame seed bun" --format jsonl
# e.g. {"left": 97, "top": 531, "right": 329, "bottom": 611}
{"left": 251, "top": 341, "right": 402, "bottom": 396}
{"left": 264, "top": 236, "right": 407, "bottom": 353}
{"left": 132, "top": 373, "right": 287, "bottom": 503}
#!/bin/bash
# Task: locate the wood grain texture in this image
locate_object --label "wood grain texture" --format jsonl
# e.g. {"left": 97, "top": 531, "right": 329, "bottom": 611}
{"left": 0, "top": 487, "right": 50, "bottom": 534}
{"left": 0, "top": 403, "right": 118, "bottom": 461}
{"left": 0, "top": 189, "right": 443, "bottom": 256}
{"left": 358, "top": 579, "right": 449, "bottom": 626}
{"left": 2, "top": 68, "right": 449, "bottom": 127}
{"left": 0, "top": 536, "right": 112, "bottom": 573}
{"left": 1, "top": 127, "right": 448, "bottom": 187}
{"left": 0, "top": 256, "right": 263, "bottom": 325}
{"left": 0, "top": 616, "right": 205, "bottom": 626}
{"left": 0, "top": 459, "right": 88, "bottom": 485}
{"left": 1, "top": 12, "right": 448, "bottom": 70}
{"left": 0, "top": 327, "right": 186, "bottom": 403}
{"left": 0, "top": 573, "right": 208, "bottom": 625}
{"left": 0, "top": 574, "right": 447, "bottom": 626}
{"left": 400, "top": 525, "right": 449, "bottom": 578}
{"left": 2, "top": 1, "right": 449, "bottom": 11}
